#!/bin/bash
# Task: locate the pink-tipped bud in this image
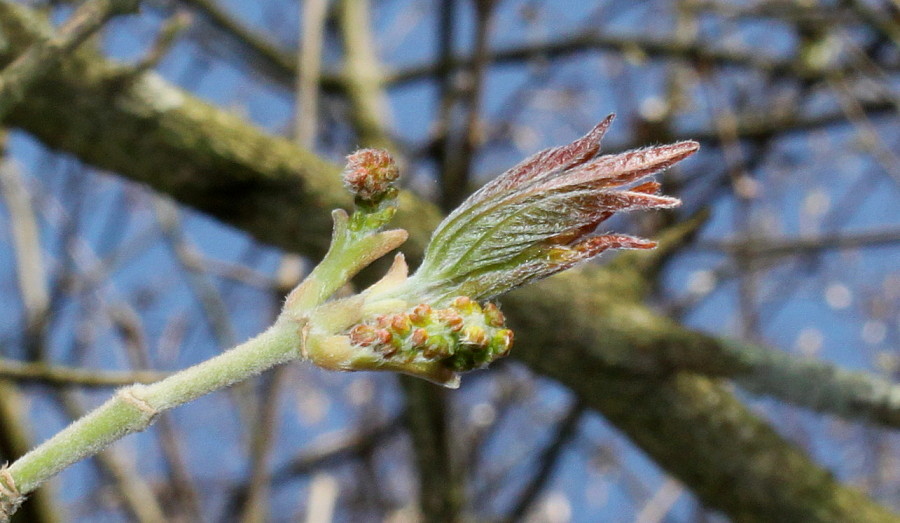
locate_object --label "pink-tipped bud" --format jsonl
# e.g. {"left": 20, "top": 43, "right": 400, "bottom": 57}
{"left": 390, "top": 314, "right": 412, "bottom": 335}
{"left": 435, "top": 308, "right": 464, "bottom": 331}
{"left": 409, "top": 304, "right": 432, "bottom": 324}
{"left": 410, "top": 328, "right": 429, "bottom": 346}
{"left": 349, "top": 324, "right": 378, "bottom": 347}
{"left": 483, "top": 303, "right": 505, "bottom": 327}
{"left": 462, "top": 325, "right": 488, "bottom": 346}
{"left": 342, "top": 149, "right": 400, "bottom": 201}
{"left": 492, "top": 329, "right": 514, "bottom": 357}
{"left": 450, "top": 296, "right": 481, "bottom": 315}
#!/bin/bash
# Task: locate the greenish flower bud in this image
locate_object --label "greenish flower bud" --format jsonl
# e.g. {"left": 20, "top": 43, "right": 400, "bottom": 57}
{"left": 344, "top": 296, "right": 513, "bottom": 376}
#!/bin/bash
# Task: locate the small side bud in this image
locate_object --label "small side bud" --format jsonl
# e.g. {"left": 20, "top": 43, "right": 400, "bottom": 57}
{"left": 482, "top": 302, "right": 506, "bottom": 327}
{"left": 0, "top": 466, "right": 23, "bottom": 520}
{"left": 348, "top": 324, "right": 379, "bottom": 347}
{"left": 343, "top": 149, "right": 400, "bottom": 202}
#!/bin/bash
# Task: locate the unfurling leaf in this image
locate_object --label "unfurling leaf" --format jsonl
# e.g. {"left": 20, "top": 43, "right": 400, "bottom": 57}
{"left": 405, "top": 114, "right": 697, "bottom": 303}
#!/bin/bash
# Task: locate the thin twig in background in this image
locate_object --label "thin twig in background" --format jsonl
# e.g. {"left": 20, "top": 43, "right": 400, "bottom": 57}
{"left": 237, "top": 368, "right": 288, "bottom": 523}
{"left": 56, "top": 394, "right": 167, "bottom": 523}
{"left": 337, "top": 0, "right": 396, "bottom": 151}
{"left": 295, "top": 0, "right": 328, "bottom": 148}
{"left": 505, "top": 401, "right": 586, "bottom": 521}
{"left": 439, "top": 0, "right": 496, "bottom": 211}
{"left": 635, "top": 477, "right": 684, "bottom": 523}
{"left": 304, "top": 473, "right": 338, "bottom": 523}
{"left": 0, "top": 137, "right": 64, "bottom": 523}
{"left": 0, "top": 359, "right": 167, "bottom": 387}
{"left": 175, "top": 0, "right": 296, "bottom": 85}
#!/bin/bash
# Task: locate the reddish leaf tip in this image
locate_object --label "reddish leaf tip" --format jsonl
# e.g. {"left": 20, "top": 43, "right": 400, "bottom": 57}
{"left": 630, "top": 181, "right": 661, "bottom": 195}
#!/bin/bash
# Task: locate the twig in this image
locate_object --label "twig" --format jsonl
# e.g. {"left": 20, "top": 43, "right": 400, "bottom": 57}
{"left": 432, "top": 0, "right": 458, "bottom": 203}
{"left": 133, "top": 10, "right": 192, "bottom": 74}
{"left": 154, "top": 198, "right": 238, "bottom": 349}
{"left": 707, "top": 73, "right": 761, "bottom": 340}
{"left": 238, "top": 367, "right": 288, "bottom": 523}
{"left": 830, "top": 74, "right": 900, "bottom": 185}
{"left": 0, "top": 382, "right": 60, "bottom": 523}
{"left": 304, "top": 473, "right": 339, "bottom": 523}
{"left": 0, "top": 144, "right": 49, "bottom": 356}
{"left": 306, "top": 474, "right": 339, "bottom": 523}
{"left": 401, "top": 377, "right": 461, "bottom": 522}
{"left": 1, "top": 320, "right": 302, "bottom": 519}
{"left": 176, "top": 0, "right": 296, "bottom": 86}
{"left": 295, "top": 0, "right": 328, "bottom": 147}
{"left": 270, "top": 417, "right": 401, "bottom": 484}
{"left": 505, "top": 401, "right": 585, "bottom": 521}
{"left": 845, "top": 0, "right": 900, "bottom": 50}
{"left": 0, "top": 359, "right": 168, "bottom": 387}
{"left": 635, "top": 477, "right": 684, "bottom": 523}
{"left": 220, "top": 417, "right": 401, "bottom": 516}
{"left": 2, "top": 146, "right": 169, "bottom": 522}
{"left": 383, "top": 31, "right": 898, "bottom": 89}
{"left": 439, "top": 0, "right": 495, "bottom": 211}
{"left": 55, "top": 393, "right": 166, "bottom": 523}
{"left": 694, "top": 229, "right": 900, "bottom": 258}
{"left": 0, "top": 0, "right": 139, "bottom": 118}
{"left": 108, "top": 304, "right": 204, "bottom": 520}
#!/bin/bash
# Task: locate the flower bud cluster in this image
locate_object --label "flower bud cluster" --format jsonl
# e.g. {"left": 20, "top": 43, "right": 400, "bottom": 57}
{"left": 348, "top": 297, "right": 513, "bottom": 372}
{"left": 342, "top": 149, "right": 400, "bottom": 202}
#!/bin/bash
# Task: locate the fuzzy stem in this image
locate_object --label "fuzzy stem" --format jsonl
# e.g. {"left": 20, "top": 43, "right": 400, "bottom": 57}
{"left": 2, "top": 318, "right": 302, "bottom": 503}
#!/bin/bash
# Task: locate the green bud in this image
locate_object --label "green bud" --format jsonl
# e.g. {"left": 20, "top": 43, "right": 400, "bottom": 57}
{"left": 341, "top": 296, "right": 513, "bottom": 381}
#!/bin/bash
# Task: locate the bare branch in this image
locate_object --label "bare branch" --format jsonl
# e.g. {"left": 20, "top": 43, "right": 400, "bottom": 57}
{"left": 384, "top": 30, "right": 899, "bottom": 89}
{"left": 0, "top": 0, "right": 139, "bottom": 118}
{"left": 695, "top": 229, "right": 900, "bottom": 258}
{"left": 337, "top": 0, "right": 396, "bottom": 151}
{"left": 505, "top": 401, "right": 585, "bottom": 521}
{"left": 0, "top": 359, "right": 168, "bottom": 387}
{"left": 295, "top": 0, "right": 328, "bottom": 147}
{"left": 175, "top": 0, "right": 296, "bottom": 86}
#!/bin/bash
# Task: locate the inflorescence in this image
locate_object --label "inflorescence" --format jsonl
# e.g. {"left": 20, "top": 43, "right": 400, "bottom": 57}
{"left": 348, "top": 296, "right": 513, "bottom": 372}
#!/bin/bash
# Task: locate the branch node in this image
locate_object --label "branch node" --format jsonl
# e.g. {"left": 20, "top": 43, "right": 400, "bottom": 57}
{"left": 117, "top": 385, "right": 158, "bottom": 428}
{"left": 0, "top": 464, "right": 23, "bottom": 522}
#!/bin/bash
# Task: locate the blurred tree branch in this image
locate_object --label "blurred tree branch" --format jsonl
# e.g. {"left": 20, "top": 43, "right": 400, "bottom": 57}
{"left": 0, "top": 0, "right": 139, "bottom": 118}
{"left": 169, "top": 1, "right": 898, "bottom": 98}
{"left": 505, "top": 400, "right": 585, "bottom": 521}
{"left": 173, "top": 0, "right": 297, "bottom": 86}
{"left": 0, "top": 382, "right": 60, "bottom": 523}
{"left": 0, "top": 359, "right": 168, "bottom": 387}
{"left": 336, "top": 0, "right": 396, "bottom": 152}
